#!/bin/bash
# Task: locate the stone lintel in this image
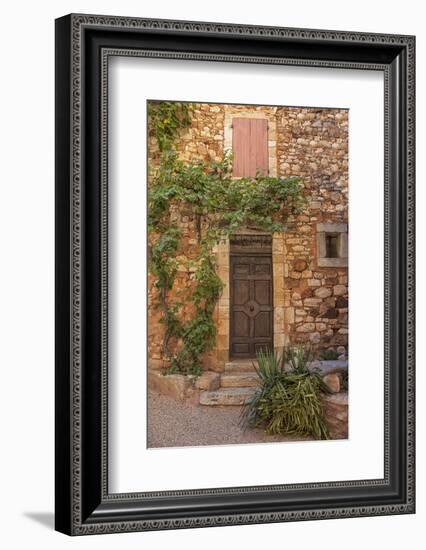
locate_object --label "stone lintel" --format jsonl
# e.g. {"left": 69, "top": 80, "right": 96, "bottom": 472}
{"left": 317, "top": 222, "right": 347, "bottom": 233}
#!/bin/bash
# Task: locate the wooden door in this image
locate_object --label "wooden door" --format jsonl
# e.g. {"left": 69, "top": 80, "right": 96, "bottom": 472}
{"left": 230, "top": 255, "right": 273, "bottom": 358}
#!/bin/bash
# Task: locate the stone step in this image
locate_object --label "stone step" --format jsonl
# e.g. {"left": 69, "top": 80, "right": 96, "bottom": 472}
{"left": 199, "top": 387, "right": 256, "bottom": 406}
{"left": 224, "top": 361, "right": 258, "bottom": 374}
{"left": 220, "top": 373, "right": 259, "bottom": 388}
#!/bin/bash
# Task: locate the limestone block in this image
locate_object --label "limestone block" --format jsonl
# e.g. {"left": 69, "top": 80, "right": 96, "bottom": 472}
{"left": 274, "top": 333, "right": 286, "bottom": 347}
{"left": 148, "top": 359, "right": 164, "bottom": 370}
{"left": 323, "top": 392, "right": 348, "bottom": 439}
{"left": 272, "top": 238, "right": 284, "bottom": 254}
{"left": 293, "top": 259, "right": 307, "bottom": 272}
{"left": 322, "top": 373, "right": 340, "bottom": 393}
{"left": 333, "top": 285, "right": 347, "bottom": 296}
{"left": 274, "top": 305, "right": 285, "bottom": 319}
{"left": 148, "top": 371, "right": 195, "bottom": 401}
{"left": 304, "top": 298, "right": 322, "bottom": 307}
{"left": 216, "top": 335, "right": 229, "bottom": 349}
{"left": 217, "top": 317, "right": 229, "bottom": 336}
{"left": 220, "top": 373, "right": 259, "bottom": 388}
{"left": 200, "top": 387, "right": 255, "bottom": 406}
{"left": 296, "top": 322, "right": 315, "bottom": 333}
{"left": 285, "top": 307, "right": 295, "bottom": 324}
{"left": 195, "top": 371, "right": 221, "bottom": 391}
{"left": 274, "top": 286, "right": 285, "bottom": 302}
{"left": 310, "top": 332, "right": 321, "bottom": 344}
{"left": 336, "top": 296, "right": 348, "bottom": 308}
{"left": 274, "top": 263, "right": 284, "bottom": 277}
{"left": 314, "top": 287, "right": 332, "bottom": 299}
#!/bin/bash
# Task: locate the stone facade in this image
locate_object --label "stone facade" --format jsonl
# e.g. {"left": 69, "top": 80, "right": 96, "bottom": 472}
{"left": 148, "top": 103, "right": 349, "bottom": 371}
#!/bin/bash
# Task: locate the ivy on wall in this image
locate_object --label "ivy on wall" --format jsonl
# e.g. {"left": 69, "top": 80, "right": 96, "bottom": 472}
{"left": 148, "top": 102, "right": 305, "bottom": 374}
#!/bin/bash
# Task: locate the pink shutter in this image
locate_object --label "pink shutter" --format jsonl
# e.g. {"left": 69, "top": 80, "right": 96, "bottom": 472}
{"left": 232, "top": 118, "right": 268, "bottom": 177}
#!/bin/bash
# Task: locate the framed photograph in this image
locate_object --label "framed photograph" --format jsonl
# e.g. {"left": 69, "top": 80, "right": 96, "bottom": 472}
{"left": 55, "top": 14, "right": 415, "bottom": 535}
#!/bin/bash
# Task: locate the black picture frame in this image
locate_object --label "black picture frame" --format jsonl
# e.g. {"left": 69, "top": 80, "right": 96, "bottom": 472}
{"left": 55, "top": 13, "right": 415, "bottom": 535}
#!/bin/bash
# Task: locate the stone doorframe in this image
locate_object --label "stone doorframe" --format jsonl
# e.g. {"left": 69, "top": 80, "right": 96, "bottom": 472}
{"left": 213, "top": 232, "right": 287, "bottom": 367}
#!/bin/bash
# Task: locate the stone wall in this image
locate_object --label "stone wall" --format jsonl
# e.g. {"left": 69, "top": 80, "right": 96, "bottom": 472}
{"left": 277, "top": 107, "right": 349, "bottom": 351}
{"left": 147, "top": 104, "right": 225, "bottom": 369}
{"left": 147, "top": 102, "right": 349, "bottom": 370}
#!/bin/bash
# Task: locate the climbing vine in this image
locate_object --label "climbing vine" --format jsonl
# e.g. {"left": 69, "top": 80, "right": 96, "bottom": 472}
{"left": 148, "top": 102, "right": 306, "bottom": 375}
{"left": 148, "top": 101, "right": 192, "bottom": 152}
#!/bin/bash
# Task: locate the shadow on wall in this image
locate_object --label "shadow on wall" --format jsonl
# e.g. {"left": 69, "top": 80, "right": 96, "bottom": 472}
{"left": 23, "top": 512, "right": 54, "bottom": 530}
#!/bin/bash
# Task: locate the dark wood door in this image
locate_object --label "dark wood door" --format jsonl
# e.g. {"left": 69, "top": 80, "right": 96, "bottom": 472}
{"left": 230, "top": 255, "right": 273, "bottom": 358}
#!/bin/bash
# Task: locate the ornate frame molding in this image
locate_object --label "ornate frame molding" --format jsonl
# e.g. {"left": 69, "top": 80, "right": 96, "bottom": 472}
{"left": 55, "top": 14, "right": 415, "bottom": 535}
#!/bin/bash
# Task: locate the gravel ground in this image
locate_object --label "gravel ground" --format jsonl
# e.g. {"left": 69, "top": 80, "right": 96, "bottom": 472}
{"left": 148, "top": 389, "right": 310, "bottom": 448}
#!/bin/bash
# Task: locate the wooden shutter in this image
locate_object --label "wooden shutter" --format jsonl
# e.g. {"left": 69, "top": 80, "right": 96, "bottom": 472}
{"left": 232, "top": 118, "right": 268, "bottom": 177}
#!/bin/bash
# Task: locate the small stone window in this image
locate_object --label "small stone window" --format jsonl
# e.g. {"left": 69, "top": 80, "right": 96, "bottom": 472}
{"left": 325, "top": 233, "right": 339, "bottom": 258}
{"left": 317, "top": 223, "right": 348, "bottom": 267}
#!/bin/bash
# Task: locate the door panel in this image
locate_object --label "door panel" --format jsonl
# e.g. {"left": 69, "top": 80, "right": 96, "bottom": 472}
{"left": 254, "top": 262, "right": 271, "bottom": 274}
{"left": 230, "top": 254, "right": 273, "bottom": 358}
{"left": 233, "top": 311, "right": 250, "bottom": 338}
{"left": 234, "top": 262, "right": 250, "bottom": 275}
{"left": 254, "top": 311, "right": 270, "bottom": 338}
{"left": 233, "top": 279, "right": 250, "bottom": 305}
{"left": 254, "top": 280, "right": 270, "bottom": 305}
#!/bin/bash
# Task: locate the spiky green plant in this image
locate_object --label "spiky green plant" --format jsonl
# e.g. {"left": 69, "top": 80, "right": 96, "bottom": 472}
{"left": 254, "top": 349, "right": 285, "bottom": 383}
{"left": 283, "top": 344, "right": 316, "bottom": 374}
{"left": 240, "top": 347, "right": 330, "bottom": 440}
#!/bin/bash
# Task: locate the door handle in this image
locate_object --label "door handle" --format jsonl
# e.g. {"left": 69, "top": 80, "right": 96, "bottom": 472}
{"left": 249, "top": 305, "right": 254, "bottom": 312}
